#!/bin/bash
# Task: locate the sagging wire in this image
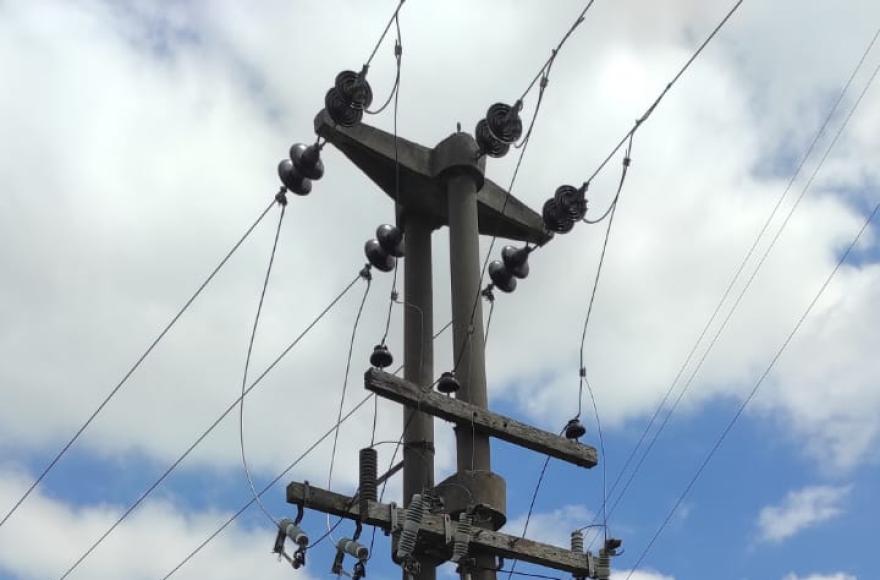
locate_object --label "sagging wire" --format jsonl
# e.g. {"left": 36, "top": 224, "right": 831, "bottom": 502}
{"left": 239, "top": 195, "right": 288, "bottom": 527}
{"left": 161, "top": 393, "right": 376, "bottom": 579}
{"left": 587, "top": 43, "right": 880, "bottom": 547}
{"left": 57, "top": 270, "right": 364, "bottom": 579}
{"left": 326, "top": 273, "right": 374, "bottom": 542}
{"left": 0, "top": 197, "right": 277, "bottom": 530}
{"left": 624, "top": 199, "right": 880, "bottom": 580}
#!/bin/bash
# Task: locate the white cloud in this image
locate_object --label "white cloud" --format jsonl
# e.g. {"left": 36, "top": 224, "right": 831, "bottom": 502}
{"left": 757, "top": 485, "right": 851, "bottom": 543}
{"left": 783, "top": 573, "right": 856, "bottom": 580}
{"left": 0, "top": 0, "right": 878, "bottom": 548}
{"left": 0, "top": 470, "right": 316, "bottom": 580}
{"left": 506, "top": 504, "right": 595, "bottom": 549}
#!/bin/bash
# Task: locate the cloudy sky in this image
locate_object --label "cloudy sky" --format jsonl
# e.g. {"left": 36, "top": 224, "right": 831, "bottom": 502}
{"left": 1, "top": 1, "right": 879, "bottom": 579}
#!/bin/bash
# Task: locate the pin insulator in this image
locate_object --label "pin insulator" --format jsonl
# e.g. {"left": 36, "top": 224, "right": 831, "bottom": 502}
{"left": 369, "top": 344, "right": 394, "bottom": 369}
{"left": 437, "top": 371, "right": 461, "bottom": 394}
{"left": 564, "top": 418, "right": 587, "bottom": 440}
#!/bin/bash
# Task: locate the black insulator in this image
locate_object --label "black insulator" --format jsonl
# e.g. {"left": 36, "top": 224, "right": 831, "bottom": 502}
{"left": 369, "top": 344, "right": 393, "bottom": 369}
{"left": 542, "top": 198, "right": 575, "bottom": 233}
{"left": 290, "top": 143, "right": 324, "bottom": 180}
{"left": 488, "top": 260, "right": 517, "bottom": 293}
{"left": 501, "top": 245, "right": 530, "bottom": 279}
{"left": 485, "top": 102, "right": 523, "bottom": 144}
{"left": 359, "top": 447, "right": 378, "bottom": 520}
{"left": 437, "top": 371, "right": 460, "bottom": 394}
{"left": 564, "top": 418, "right": 587, "bottom": 440}
{"left": 554, "top": 184, "right": 588, "bottom": 221}
{"left": 277, "top": 159, "right": 312, "bottom": 196}
{"left": 364, "top": 239, "right": 396, "bottom": 272}
{"left": 325, "top": 86, "right": 363, "bottom": 127}
{"left": 376, "top": 224, "right": 405, "bottom": 257}
{"left": 335, "top": 70, "right": 373, "bottom": 109}
{"left": 475, "top": 118, "right": 510, "bottom": 158}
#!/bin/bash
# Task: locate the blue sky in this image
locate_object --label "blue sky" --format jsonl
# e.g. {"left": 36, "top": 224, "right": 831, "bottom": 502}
{"left": 1, "top": 1, "right": 879, "bottom": 580}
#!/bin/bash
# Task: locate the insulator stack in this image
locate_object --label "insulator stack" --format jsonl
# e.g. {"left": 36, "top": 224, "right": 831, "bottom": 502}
{"left": 475, "top": 101, "right": 523, "bottom": 158}
{"left": 595, "top": 551, "right": 611, "bottom": 580}
{"left": 325, "top": 69, "right": 374, "bottom": 127}
{"left": 364, "top": 224, "right": 405, "bottom": 272}
{"left": 278, "top": 142, "right": 324, "bottom": 196}
{"left": 451, "top": 512, "right": 473, "bottom": 563}
{"left": 359, "top": 447, "right": 378, "bottom": 520}
{"left": 488, "top": 245, "right": 531, "bottom": 294}
{"left": 542, "top": 184, "right": 588, "bottom": 233}
{"left": 396, "top": 493, "right": 425, "bottom": 561}
{"left": 570, "top": 530, "right": 584, "bottom": 553}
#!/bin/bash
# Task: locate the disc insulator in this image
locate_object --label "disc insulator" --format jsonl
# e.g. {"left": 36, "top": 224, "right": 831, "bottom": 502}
{"left": 290, "top": 143, "right": 324, "bottom": 180}
{"left": 542, "top": 198, "right": 575, "bottom": 233}
{"left": 485, "top": 102, "right": 523, "bottom": 144}
{"left": 554, "top": 184, "right": 588, "bottom": 221}
{"left": 325, "top": 87, "right": 362, "bottom": 127}
{"left": 475, "top": 119, "right": 510, "bottom": 158}
{"left": 277, "top": 159, "right": 312, "bottom": 196}
{"left": 488, "top": 260, "right": 517, "bottom": 293}
{"left": 376, "top": 224, "right": 405, "bottom": 257}
{"left": 564, "top": 418, "right": 587, "bottom": 440}
{"left": 364, "top": 239, "right": 396, "bottom": 272}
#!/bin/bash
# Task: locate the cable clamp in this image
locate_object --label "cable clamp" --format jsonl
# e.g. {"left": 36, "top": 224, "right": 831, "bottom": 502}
{"left": 275, "top": 187, "right": 289, "bottom": 206}
{"left": 579, "top": 367, "right": 586, "bottom": 378}
{"left": 481, "top": 284, "right": 495, "bottom": 302}
{"left": 390, "top": 289, "right": 399, "bottom": 301}
{"left": 623, "top": 156, "right": 631, "bottom": 167}
{"left": 360, "top": 264, "right": 373, "bottom": 280}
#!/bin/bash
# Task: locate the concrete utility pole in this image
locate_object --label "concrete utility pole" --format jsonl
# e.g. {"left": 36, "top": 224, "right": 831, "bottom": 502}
{"left": 285, "top": 111, "right": 609, "bottom": 580}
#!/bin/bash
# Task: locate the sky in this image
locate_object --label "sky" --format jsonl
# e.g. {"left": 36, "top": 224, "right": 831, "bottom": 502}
{"left": 1, "top": 1, "right": 879, "bottom": 579}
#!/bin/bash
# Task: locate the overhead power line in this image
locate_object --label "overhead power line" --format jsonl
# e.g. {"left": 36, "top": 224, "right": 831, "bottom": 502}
{"left": 625, "top": 196, "right": 880, "bottom": 580}
{"left": 161, "top": 392, "right": 376, "bottom": 580}
{"left": 0, "top": 196, "right": 279, "bottom": 531}
{"left": 239, "top": 203, "right": 288, "bottom": 527}
{"left": 56, "top": 271, "right": 367, "bottom": 579}
{"left": 592, "top": 31, "right": 880, "bottom": 537}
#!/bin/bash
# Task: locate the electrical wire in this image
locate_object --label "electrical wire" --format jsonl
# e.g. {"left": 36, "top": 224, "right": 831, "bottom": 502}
{"left": 580, "top": 26, "right": 880, "bottom": 545}
{"left": 366, "top": 14, "right": 402, "bottom": 116}
{"left": 580, "top": 0, "right": 744, "bottom": 191}
{"left": 624, "top": 198, "right": 880, "bottom": 580}
{"left": 364, "top": 0, "right": 406, "bottom": 68}
{"left": 517, "top": 0, "right": 598, "bottom": 103}
{"left": 505, "top": 454, "right": 553, "bottom": 580}
{"left": 238, "top": 205, "right": 286, "bottom": 526}
{"left": 597, "top": 45, "right": 880, "bottom": 535}
{"left": 56, "top": 271, "right": 364, "bottom": 579}
{"left": 0, "top": 197, "right": 277, "bottom": 531}
{"left": 326, "top": 279, "right": 373, "bottom": 541}
{"left": 160, "top": 393, "right": 375, "bottom": 579}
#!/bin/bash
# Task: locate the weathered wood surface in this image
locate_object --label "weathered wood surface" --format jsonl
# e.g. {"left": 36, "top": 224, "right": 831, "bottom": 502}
{"left": 286, "top": 481, "right": 593, "bottom": 575}
{"left": 364, "top": 369, "right": 598, "bottom": 468}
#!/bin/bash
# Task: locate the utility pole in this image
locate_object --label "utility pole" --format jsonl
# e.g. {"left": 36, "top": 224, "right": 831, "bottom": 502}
{"left": 283, "top": 110, "right": 616, "bottom": 580}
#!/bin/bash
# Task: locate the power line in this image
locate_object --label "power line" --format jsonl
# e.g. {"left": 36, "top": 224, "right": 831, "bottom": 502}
{"left": 624, "top": 197, "right": 880, "bottom": 580}
{"left": 0, "top": 196, "right": 278, "bottom": 531}
{"left": 517, "top": 0, "right": 598, "bottom": 103}
{"left": 595, "top": 40, "right": 880, "bottom": 535}
{"left": 238, "top": 203, "right": 287, "bottom": 526}
{"left": 325, "top": 278, "right": 373, "bottom": 540}
{"left": 579, "top": 0, "right": 745, "bottom": 197}
{"left": 364, "top": 0, "right": 406, "bottom": 68}
{"left": 160, "top": 393, "right": 376, "bottom": 579}
{"left": 56, "top": 271, "right": 365, "bottom": 579}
